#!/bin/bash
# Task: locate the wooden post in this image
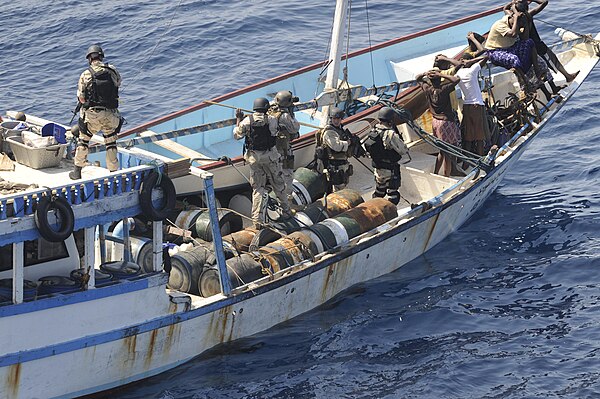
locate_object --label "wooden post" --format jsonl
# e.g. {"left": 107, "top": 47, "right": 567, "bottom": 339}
{"left": 85, "top": 227, "right": 96, "bottom": 289}
{"left": 12, "top": 242, "right": 24, "bottom": 304}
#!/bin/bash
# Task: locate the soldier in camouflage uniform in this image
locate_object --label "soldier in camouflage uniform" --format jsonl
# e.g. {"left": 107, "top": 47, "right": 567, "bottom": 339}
{"left": 234, "top": 98, "right": 292, "bottom": 227}
{"left": 70, "top": 44, "right": 123, "bottom": 180}
{"left": 269, "top": 90, "right": 300, "bottom": 201}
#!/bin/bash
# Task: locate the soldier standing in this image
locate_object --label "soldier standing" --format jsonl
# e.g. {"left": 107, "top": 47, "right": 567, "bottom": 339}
{"left": 315, "top": 107, "right": 358, "bottom": 192}
{"left": 70, "top": 44, "right": 123, "bottom": 180}
{"left": 269, "top": 90, "right": 300, "bottom": 202}
{"left": 363, "top": 107, "right": 409, "bottom": 205}
{"left": 234, "top": 98, "right": 292, "bottom": 227}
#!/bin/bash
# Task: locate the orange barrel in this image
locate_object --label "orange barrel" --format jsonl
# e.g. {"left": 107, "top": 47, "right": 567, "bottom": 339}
{"left": 193, "top": 210, "right": 244, "bottom": 241}
{"left": 291, "top": 167, "right": 328, "bottom": 205}
{"left": 331, "top": 197, "right": 398, "bottom": 239}
{"left": 325, "top": 189, "right": 364, "bottom": 217}
{"left": 167, "top": 246, "right": 211, "bottom": 295}
{"left": 256, "top": 246, "right": 287, "bottom": 273}
{"left": 287, "top": 231, "right": 320, "bottom": 258}
{"left": 228, "top": 191, "right": 253, "bottom": 218}
{"left": 198, "top": 253, "right": 265, "bottom": 297}
{"left": 222, "top": 228, "right": 258, "bottom": 253}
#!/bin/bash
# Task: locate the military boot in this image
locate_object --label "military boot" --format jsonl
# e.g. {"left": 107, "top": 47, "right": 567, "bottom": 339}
{"left": 69, "top": 165, "right": 82, "bottom": 180}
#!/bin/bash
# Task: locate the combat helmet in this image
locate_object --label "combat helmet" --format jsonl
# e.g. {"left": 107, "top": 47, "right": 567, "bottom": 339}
{"left": 329, "top": 106, "right": 345, "bottom": 119}
{"left": 253, "top": 97, "right": 270, "bottom": 112}
{"left": 378, "top": 107, "right": 396, "bottom": 123}
{"left": 86, "top": 44, "right": 104, "bottom": 61}
{"left": 274, "top": 90, "right": 295, "bottom": 108}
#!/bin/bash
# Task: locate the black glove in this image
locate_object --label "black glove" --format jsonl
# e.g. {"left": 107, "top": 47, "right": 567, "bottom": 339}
{"left": 235, "top": 109, "right": 244, "bottom": 120}
{"left": 218, "top": 156, "right": 232, "bottom": 165}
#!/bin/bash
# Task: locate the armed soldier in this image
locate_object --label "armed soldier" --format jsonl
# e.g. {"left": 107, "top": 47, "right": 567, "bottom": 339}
{"left": 234, "top": 97, "right": 292, "bottom": 228}
{"left": 363, "top": 107, "right": 409, "bottom": 205}
{"left": 269, "top": 90, "right": 300, "bottom": 202}
{"left": 70, "top": 44, "right": 123, "bottom": 180}
{"left": 315, "top": 107, "right": 361, "bottom": 192}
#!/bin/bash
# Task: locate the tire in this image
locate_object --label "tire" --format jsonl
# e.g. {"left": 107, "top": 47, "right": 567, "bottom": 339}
{"left": 139, "top": 171, "right": 176, "bottom": 221}
{"left": 34, "top": 196, "right": 75, "bottom": 242}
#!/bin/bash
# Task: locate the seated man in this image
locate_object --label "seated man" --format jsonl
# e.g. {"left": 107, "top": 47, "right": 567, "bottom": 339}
{"left": 483, "top": 4, "right": 542, "bottom": 92}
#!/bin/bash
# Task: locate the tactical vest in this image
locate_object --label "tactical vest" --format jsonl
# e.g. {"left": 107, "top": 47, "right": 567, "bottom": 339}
{"left": 321, "top": 124, "right": 349, "bottom": 161}
{"left": 245, "top": 114, "right": 275, "bottom": 151}
{"left": 85, "top": 64, "right": 119, "bottom": 109}
{"left": 364, "top": 127, "right": 402, "bottom": 170}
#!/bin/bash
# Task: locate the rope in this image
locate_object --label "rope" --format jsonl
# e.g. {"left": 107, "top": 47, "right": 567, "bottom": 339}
{"left": 122, "top": 0, "right": 184, "bottom": 94}
{"left": 364, "top": 0, "right": 376, "bottom": 88}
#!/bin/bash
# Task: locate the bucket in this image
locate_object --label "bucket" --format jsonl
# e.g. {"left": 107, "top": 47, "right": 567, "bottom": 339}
{"left": 168, "top": 246, "right": 211, "bottom": 294}
{"left": 37, "top": 276, "right": 80, "bottom": 296}
{"left": 223, "top": 228, "right": 257, "bottom": 253}
{"left": 325, "top": 189, "right": 364, "bottom": 217}
{"left": 193, "top": 210, "right": 243, "bottom": 241}
{"left": 0, "top": 121, "right": 29, "bottom": 154}
{"left": 70, "top": 269, "right": 113, "bottom": 287}
{"left": 41, "top": 123, "right": 67, "bottom": 144}
{"left": 198, "top": 253, "right": 265, "bottom": 297}
{"left": 228, "top": 191, "right": 253, "bottom": 218}
{"left": 291, "top": 167, "right": 328, "bottom": 205}
{"left": 0, "top": 278, "right": 37, "bottom": 301}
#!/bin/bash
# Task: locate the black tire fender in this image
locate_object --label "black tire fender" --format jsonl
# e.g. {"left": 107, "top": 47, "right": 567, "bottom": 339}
{"left": 34, "top": 196, "right": 75, "bottom": 242}
{"left": 139, "top": 171, "right": 176, "bottom": 221}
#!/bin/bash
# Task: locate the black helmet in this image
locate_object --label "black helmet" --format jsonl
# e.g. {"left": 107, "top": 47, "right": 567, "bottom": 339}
{"left": 253, "top": 97, "right": 270, "bottom": 112}
{"left": 378, "top": 107, "right": 396, "bottom": 123}
{"left": 329, "top": 106, "right": 345, "bottom": 119}
{"left": 275, "top": 90, "right": 294, "bottom": 107}
{"left": 86, "top": 44, "right": 104, "bottom": 60}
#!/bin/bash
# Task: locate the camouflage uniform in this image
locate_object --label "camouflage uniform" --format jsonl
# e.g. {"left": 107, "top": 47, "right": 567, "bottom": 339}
{"left": 234, "top": 112, "right": 291, "bottom": 223}
{"left": 269, "top": 106, "right": 300, "bottom": 200}
{"left": 75, "top": 60, "right": 122, "bottom": 172}
{"left": 319, "top": 124, "right": 352, "bottom": 192}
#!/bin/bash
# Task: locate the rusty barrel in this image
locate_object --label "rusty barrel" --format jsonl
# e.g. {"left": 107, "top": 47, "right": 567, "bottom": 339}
{"left": 335, "top": 198, "right": 399, "bottom": 238}
{"left": 287, "top": 231, "right": 320, "bottom": 258}
{"left": 325, "top": 189, "right": 364, "bottom": 217}
{"left": 167, "top": 246, "right": 211, "bottom": 295}
{"left": 291, "top": 167, "right": 328, "bottom": 205}
{"left": 222, "top": 228, "right": 258, "bottom": 253}
{"left": 259, "top": 237, "right": 306, "bottom": 272}
{"left": 198, "top": 253, "right": 265, "bottom": 297}
{"left": 174, "top": 209, "right": 204, "bottom": 234}
{"left": 193, "top": 210, "right": 243, "bottom": 242}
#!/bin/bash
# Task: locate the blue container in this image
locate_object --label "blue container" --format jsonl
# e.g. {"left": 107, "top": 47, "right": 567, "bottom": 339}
{"left": 0, "top": 278, "right": 38, "bottom": 301}
{"left": 41, "top": 123, "right": 67, "bottom": 144}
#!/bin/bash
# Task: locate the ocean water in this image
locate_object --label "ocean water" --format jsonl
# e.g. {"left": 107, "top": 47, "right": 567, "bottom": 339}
{"left": 2, "top": 0, "right": 600, "bottom": 398}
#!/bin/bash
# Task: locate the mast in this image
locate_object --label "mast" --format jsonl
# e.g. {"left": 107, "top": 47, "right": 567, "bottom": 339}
{"left": 321, "top": 0, "right": 349, "bottom": 127}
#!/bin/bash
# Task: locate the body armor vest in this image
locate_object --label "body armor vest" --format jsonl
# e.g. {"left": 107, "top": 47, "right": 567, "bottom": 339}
{"left": 321, "top": 124, "right": 349, "bottom": 161}
{"left": 85, "top": 64, "right": 119, "bottom": 109}
{"left": 245, "top": 115, "right": 275, "bottom": 151}
{"left": 364, "top": 127, "right": 402, "bottom": 170}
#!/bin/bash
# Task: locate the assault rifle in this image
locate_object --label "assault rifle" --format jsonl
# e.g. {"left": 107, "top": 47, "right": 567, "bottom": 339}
{"left": 69, "top": 102, "right": 82, "bottom": 125}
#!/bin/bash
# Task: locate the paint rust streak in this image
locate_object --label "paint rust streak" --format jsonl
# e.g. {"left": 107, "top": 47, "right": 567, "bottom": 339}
{"left": 423, "top": 213, "right": 440, "bottom": 251}
{"left": 321, "top": 263, "right": 337, "bottom": 303}
{"left": 123, "top": 334, "right": 137, "bottom": 365}
{"left": 5, "top": 363, "right": 21, "bottom": 398}
{"left": 144, "top": 329, "right": 159, "bottom": 370}
{"left": 162, "top": 322, "right": 182, "bottom": 360}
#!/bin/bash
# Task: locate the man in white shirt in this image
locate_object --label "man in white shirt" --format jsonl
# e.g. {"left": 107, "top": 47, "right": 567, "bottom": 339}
{"left": 456, "top": 49, "right": 490, "bottom": 157}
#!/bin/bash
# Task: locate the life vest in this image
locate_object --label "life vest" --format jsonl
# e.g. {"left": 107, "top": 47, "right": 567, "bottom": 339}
{"left": 85, "top": 64, "right": 119, "bottom": 109}
{"left": 245, "top": 114, "right": 275, "bottom": 151}
{"left": 364, "top": 127, "right": 402, "bottom": 170}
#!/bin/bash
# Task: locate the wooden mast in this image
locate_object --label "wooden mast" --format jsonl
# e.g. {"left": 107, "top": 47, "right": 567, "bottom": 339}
{"left": 320, "top": 0, "right": 349, "bottom": 127}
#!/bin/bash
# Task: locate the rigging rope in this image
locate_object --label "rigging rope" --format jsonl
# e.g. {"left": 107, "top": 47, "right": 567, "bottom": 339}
{"left": 364, "top": 0, "right": 376, "bottom": 88}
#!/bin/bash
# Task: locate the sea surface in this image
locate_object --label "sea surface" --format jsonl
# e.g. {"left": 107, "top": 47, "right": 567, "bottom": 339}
{"left": 2, "top": 0, "right": 600, "bottom": 398}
